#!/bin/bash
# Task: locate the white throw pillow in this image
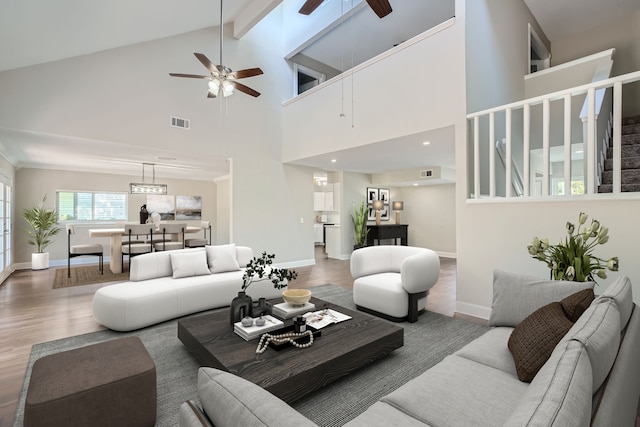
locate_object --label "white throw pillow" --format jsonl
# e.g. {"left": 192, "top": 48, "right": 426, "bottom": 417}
{"left": 206, "top": 244, "right": 241, "bottom": 274}
{"left": 170, "top": 249, "right": 211, "bottom": 279}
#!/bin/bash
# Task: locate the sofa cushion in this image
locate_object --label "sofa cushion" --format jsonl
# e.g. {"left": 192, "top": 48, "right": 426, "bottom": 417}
{"left": 454, "top": 327, "right": 517, "bottom": 376}
{"left": 504, "top": 340, "right": 592, "bottom": 427}
{"left": 377, "top": 355, "right": 528, "bottom": 426}
{"left": 171, "top": 249, "right": 211, "bottom": 279}
{"left": 196, "top": 368, "right": 317, "bottom": 427}
{"left": 508, "top": 302, "right": 574, "bottom": 382}
{"left": 565, "top": 298, "right": 620, "bottom": 392}
{"left": 561, "top": 288, "right": 595, "bottom": 322}
{"left": 489, "top": 270, "right": 595, "bottom": 327}
{"left": 595, "top": 276, "right": 633, "bottom": 329}
{"left": 353, "top": 272, "right": 426, "bottom": 319}
{"left": 342, "top": 401, "right": 429, "bottom": 427}
{"left": 206, "top": 244, "right": 241, "bottom": 273}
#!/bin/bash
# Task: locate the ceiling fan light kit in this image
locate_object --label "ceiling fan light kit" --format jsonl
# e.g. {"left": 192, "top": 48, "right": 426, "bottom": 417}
{"left": 169, "top": 0, "right": 262, "bottom": 99}
{"left": 298, "top": 0, "right": 392, "bottom": 18}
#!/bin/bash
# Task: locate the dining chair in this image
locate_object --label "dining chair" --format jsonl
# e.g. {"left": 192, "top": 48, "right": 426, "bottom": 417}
{"left": 66, "top": 224, "right": 104, "bottom": 278}
{"left": 122, "top": 224, "right": 154, "bottom": 270}
{"left": 185, "top": 221, "right": 212, "bottom": 248}
{"left": 154, "top": 223, "right": 186, "bottom": 251}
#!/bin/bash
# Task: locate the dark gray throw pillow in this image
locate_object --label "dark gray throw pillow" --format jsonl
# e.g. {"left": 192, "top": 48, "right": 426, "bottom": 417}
{"left": 508, "top": 301, "right": 574, "bottom": 382}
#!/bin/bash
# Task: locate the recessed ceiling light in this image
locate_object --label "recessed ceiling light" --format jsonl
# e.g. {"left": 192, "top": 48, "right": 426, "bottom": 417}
{"left": 331, "top": 159, "right": 337, "bottom": 163}
{"left": 413, "top": 183, "right": 419, "bottom": 186}
{"left": 422, "top": 141, "right": 431, "bottom": 146}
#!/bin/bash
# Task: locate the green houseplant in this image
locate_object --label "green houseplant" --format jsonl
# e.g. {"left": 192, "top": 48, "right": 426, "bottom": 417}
{"left": 23, "top": 195, "right": 61, "bottom": 270}
{"left": 351, "top": 198, "right": 369, "bottom": 250}
{"left": 527, "top": 212, "right": 618, "bottom": 282}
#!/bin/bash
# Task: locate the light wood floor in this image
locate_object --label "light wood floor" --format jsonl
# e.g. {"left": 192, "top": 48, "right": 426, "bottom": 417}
{"left": 1, "top": 247, "right": 637, "bottom": 426}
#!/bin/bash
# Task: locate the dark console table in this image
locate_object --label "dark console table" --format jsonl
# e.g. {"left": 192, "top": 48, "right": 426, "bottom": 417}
{"left": 366, "top": 224, "right": 408, "bottom": 246}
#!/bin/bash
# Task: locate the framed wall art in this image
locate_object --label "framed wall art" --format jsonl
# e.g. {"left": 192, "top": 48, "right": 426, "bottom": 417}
{"left": 176, "top": 195, "right": 202, "bottom": 220}
{"left": 366, "top": 187, "right": 379, "bottom": 205}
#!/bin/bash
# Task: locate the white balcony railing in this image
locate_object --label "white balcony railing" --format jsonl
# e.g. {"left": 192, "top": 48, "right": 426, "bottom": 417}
{"left": 467, "top": 70, "right": 640, "bottom": 199}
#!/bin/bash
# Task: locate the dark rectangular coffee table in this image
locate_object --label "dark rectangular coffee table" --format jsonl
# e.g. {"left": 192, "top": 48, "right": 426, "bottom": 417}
{"left": 177, "top": 296, "right": 404, "bottom": 403}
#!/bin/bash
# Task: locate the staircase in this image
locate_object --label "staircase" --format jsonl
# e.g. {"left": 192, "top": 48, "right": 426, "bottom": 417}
{"left": 598, "top": 115, "right": 640, "bottom": 193}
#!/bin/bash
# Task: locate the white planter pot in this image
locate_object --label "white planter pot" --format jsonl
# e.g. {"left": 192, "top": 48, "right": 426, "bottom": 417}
{"left": 32, "top": 252, "right": 50, "bottom": 270}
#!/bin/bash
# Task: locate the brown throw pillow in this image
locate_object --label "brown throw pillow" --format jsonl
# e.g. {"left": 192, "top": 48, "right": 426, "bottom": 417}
{"left": 560, "top": 288, "right": 595, "bottom": 322}
{"left": 508, "top": 302, "right": 574, "bottom": 382}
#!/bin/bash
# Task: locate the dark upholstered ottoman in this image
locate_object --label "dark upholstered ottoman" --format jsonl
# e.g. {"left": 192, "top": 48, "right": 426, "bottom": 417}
{"left": 24, "top": 336, "right": 156, "bottom": 427}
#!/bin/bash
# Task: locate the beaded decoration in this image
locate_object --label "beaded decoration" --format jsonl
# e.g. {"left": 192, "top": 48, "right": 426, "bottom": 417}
{"left": 256, "top": 330, "right": 314, "bottom": 354}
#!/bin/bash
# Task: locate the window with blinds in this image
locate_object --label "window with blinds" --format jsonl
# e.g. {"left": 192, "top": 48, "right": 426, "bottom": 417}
{"left": 57, "top": 191, "right": 127, "bottom": 221}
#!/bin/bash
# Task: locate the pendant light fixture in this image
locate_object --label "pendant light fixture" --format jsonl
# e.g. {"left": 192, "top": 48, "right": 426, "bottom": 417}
{"left": 130, "top": 163, "right": 167, "bottom": 195}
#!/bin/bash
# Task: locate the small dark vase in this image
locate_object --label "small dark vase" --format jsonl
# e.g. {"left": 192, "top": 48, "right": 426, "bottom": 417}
{"left": 230, "top": 291, "right": 253, "bottom": 325}
{"left": 253, "top": 298, "right": 272, "bottom": 317}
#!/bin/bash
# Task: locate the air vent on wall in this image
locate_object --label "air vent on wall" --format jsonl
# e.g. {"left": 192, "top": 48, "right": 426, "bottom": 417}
{"left": 170, "top": 116, "right": 190, "bottom": 129}
{"left": 419, "top": 169, "right": 433, "bottom": 178}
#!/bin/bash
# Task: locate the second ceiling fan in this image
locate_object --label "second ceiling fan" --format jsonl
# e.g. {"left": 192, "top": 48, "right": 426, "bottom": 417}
{"left": 169, "top": 0, "right": 263, "bottom": 98}
{"left": 299, "top": 0, "right": 392, "bottom": 19}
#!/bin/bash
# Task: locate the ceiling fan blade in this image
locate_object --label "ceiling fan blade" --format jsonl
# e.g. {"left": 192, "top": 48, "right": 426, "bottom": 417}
{"left": 298, "top": 0, "right": 324, "bottom": 15}
{"left": 366, "top": 0, "right": 392, "bottom": 18}
{"left": 169, "top": 73, "right": 210, "bottom": 79}
{"left": 207, "top": 91, "right": 217, "bottom": 98}
{"left": 194, "top": 53, "right": 219, "bottom": 75}
{"left": 233, "top": 68, "right": 264, "bottom": 79}
{"left": 231, "top": 81, "right": 261, "bottom": 97}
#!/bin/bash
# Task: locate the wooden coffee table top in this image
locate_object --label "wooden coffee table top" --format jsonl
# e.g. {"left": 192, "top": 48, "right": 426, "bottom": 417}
{"left": 177, "top": 296, "right": 404, "bottom": 403}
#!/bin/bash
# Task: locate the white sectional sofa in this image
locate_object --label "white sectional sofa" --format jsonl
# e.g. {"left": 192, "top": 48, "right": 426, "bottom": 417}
{"left": 179, "top": 273, "right": 640, "bottom": 427}
{"left": 92, "top": 245, "right": 284, "bottom": 331}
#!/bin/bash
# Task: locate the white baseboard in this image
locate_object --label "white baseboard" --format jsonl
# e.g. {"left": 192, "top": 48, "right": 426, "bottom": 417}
{"left": 436, "top": 251, "right": 456, "bottom": 259}
{"left": 331, "top": 254, "right": 352, "bottom": 261}
{"left": 275, "top": 258, "right": 316, "bottom": 269}
{"left": 455, "top": 301, "right": 491, "bottom": 320}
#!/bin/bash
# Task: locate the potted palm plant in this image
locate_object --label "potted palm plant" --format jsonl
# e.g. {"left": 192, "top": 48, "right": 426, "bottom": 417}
{"left": 351, "top": 199, "right": 369, "bottom": 250}
{"left": 23, "top": 195, "right": 61, "bottom": 270}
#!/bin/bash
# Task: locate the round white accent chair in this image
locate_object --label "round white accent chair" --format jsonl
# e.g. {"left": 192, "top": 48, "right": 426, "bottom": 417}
{"left": 350, "top": 245, "right": 440, "bottom": 323}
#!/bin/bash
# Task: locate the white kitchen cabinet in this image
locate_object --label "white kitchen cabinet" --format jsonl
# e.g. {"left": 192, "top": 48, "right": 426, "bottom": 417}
{"left": 324, "top": 192, "right": 334, "bottom": 211}
{"left": 313, "top": 192, "right": 325, "bottom": 211}
{"left": 313, "top": 224, "right": 323, "bottom": 243}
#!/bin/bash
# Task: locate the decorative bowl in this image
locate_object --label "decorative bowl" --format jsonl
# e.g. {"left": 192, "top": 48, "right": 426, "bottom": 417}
{"left": 282, "top": 289, "right": 312, "bottom": 306}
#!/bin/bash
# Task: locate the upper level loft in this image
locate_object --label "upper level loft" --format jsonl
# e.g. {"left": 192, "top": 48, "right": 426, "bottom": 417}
{"left": 467, "top": 48, "right": 640, "bottom": 201}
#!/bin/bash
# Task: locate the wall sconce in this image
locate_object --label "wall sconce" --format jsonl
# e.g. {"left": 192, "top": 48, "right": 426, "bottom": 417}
{"left": 392, "top": 201, "right": 404, "bottom": 224}
{"left": 130, "top": 163, "right": 167, "bottom": 195}
{"left": 372, "top": 200, "right": 384, "bottom": 226}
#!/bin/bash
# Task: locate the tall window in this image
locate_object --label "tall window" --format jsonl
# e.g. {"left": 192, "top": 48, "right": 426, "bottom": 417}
{"left": 57, "top": 191, "right": 127, "bottom": 221}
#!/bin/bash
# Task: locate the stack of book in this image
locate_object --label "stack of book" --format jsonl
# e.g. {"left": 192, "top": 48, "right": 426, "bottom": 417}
{"left": 233, "top": 315, "right": 284, "bottom": 341}
{"left": 272, "top": 302, "right": 316, "bottom": 320}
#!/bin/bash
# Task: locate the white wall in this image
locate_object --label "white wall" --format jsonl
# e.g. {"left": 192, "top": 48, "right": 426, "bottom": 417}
{"left": 551, "top": 8, "right": 640, "bottom": 117}
{"left": 215, "top": 175, "right": 231, "bottom": 244}
{"left": 396, "top": 184, "right": 457, "bottom": 256}
{"left": 282, "top": 17, "right": 466, "bottom": 164}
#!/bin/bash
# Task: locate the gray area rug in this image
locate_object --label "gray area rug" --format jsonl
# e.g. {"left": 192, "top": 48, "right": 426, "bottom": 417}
{"left": 13, "top": 284, "right": 489, "bottom": 427}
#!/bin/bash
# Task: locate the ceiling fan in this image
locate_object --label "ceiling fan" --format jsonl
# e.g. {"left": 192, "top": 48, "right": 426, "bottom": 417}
{"left": 169, "top": 0, "right": 263, "bottom": 98}
{"left": 299, "top": 0, "right": 392, "bottom": 18}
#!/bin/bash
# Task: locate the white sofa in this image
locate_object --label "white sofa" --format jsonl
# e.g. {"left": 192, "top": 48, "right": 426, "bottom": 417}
{"left": 350, "top": 245, "right": 440, "bottom": 322}
{"left": 92, "top": 245, "right": 284, "bottom": 331}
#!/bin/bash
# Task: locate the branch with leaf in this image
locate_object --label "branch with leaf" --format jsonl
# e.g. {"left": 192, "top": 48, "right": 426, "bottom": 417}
{"left": 241, "top": 252, "right": 298, "bottom": 291}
